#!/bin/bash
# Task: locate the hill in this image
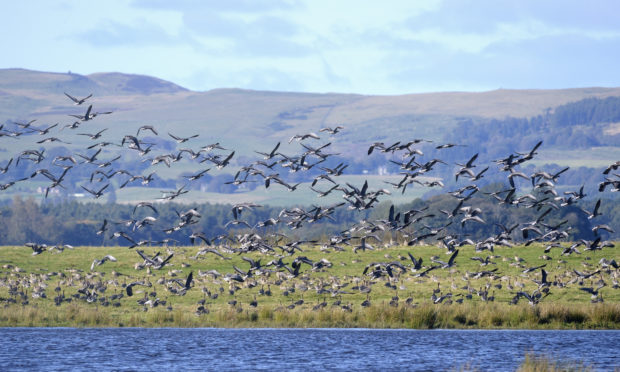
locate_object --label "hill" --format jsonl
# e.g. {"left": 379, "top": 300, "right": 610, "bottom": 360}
{"left": 1, "top": 68, "right": 619, "bottom": 207}
{"left": 2, "top": 68, "right": 620, "bottom": 153}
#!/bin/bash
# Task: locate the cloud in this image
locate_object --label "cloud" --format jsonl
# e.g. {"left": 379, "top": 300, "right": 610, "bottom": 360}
{"left": 383, "top": 31, "right": 620, "bottom": 92}
{"left": 404, "top": 0, "right": 620, "bottom": 34}
{"left": 132, "top": 0, "right": 300, "bottom": 13}
{"left": 183, "top": 12, "right": 311, "bottom": 57}
{"left": 77, "top": 19, "right": 181, "bottom": 47}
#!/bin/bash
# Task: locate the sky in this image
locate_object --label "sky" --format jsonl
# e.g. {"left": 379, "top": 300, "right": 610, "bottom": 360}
{"left": 2, "top": 0, "right": 620, "bottom": 95}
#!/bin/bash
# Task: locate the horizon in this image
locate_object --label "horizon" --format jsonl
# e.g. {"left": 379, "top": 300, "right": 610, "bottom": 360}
{"left": 2, "top": 1, "right": 619, "bottom": 95}
{"left": 5, "top": 67, "right": 620, "bottom": 97}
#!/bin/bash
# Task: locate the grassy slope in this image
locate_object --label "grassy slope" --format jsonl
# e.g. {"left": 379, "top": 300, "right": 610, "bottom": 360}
{"left": 1, "top": 68, "right": 619, "bottom": 205}
{"left": 3, "top": 68, "right": 620, "bottom": 156}
{"left": 0, "top": 242, "right": 618, "bottom": 328}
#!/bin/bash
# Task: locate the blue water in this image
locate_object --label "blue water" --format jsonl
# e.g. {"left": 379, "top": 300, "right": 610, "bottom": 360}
{"left": 0, "top": 328, "right": 618, "bottom": 371}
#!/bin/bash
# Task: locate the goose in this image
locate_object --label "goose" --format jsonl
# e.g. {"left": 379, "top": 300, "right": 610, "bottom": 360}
{"left": 37, "top": 137, "right": 70, "bottom": 144}
{"left": 168, "top": 132, "right": 199, "bottom": 143}
{"left": 125, "top": 281, "right": 150, "bottom": 297}
{"left": 29, "top": 122, "right": 58, "bottom": 135}
{"left": 69, "top": 104, "right": 112, "bottom": 121}
{"left": 431, "top": 249, "right": 459, "bottom": 269}
{"left": 133, "top": 201, "right": 159, "bottom": 216}
{"left": 255, "top": 142, "right": 280, "bottom": 159}
{"left": 0, "top": 158, "right": 12, "bottom": 174}
{"left": 211, "top": 151, "right": 235, "bottom": 169}
{"left": 137, "top": 250, "right": 173, "bottom": 269}
{"left": 579, "top": 284, "right": 605, "bottom": 297}
{"left": 603, "top": 161, "right": 620, "bottom": 175}
{"left": 77, "top": 128, "right": 107, "bottom": 140}
{"left": 25, "top": 242, "right": 47, "bottom": 255}
{"left": 196, "top": 247, "right": 230, "bottom": 260}
{"left": 64, "top": 92, "right": 93, "bottom": 105}
{"left": 531, "top": 166, "right": 569, "bottom": 185}
{"left": 81, "top": 183, "right": 109, "bottom": 198}
{"left": 184, "top": 168, "right": 211, "bottom": 181}
{"left": 289, "top": 132, "right": 320, "bottom": 143}
{"left": 136, "top": 125, "right": 158, "bottom": 136}
{"left": 436, "top": 143, "right": 464, "bottom": 149}
{"left": 90, "top": 255, "right": 117, "bottom": 271}
{"left": 580, "top": 199, "right": 602, "bottom": 220}
{"left": 319, "top": 126, "right": 344, "bottom": 134}
{"left": 96, "top": 219, "right": 108, "bottom": 236}
{"left": 76, "top": 148, "right": 102, "bottom": 164}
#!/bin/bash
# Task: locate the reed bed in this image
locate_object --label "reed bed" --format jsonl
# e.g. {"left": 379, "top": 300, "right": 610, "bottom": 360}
{"left": 1, "top": 302, "right": 619, "bottom": 329}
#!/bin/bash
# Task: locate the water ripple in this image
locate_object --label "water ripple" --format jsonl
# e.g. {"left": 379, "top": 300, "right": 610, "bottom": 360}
{"left": 1, "top": 328, "right": 618, "bottom": 371}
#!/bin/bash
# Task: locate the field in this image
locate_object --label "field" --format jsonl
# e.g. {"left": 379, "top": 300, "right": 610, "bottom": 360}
{"left": 1, "top": 242, "right": 618, "bottom": 328}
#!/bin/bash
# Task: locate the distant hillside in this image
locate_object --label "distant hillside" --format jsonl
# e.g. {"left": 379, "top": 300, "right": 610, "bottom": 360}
{"left": 0, "top": 69, "right": 618, "bottom": 156}
{"left": 0, "top": 68, "right": 187, "bottom": 95}
{"left": 1, "top": 68, "right": 620, "bottom": 207}
{"left": 1, "top": 68, "right": 620, "bottom": 162}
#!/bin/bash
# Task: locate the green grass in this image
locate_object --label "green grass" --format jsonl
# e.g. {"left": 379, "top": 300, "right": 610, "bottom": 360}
{"left": 515, "top": 352, "right": 598, "bottom": 372}
{"left": 0, "top": 241, "right": 618, "bottom": 328}
{"left": 530, "top": 146, "right": 620, "bottom": 168}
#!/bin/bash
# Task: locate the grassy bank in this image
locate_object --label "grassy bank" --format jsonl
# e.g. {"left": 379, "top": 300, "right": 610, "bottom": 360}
{"left": 0, "top": 243, "right": 618, "bottom": 328}
{"left": 1, "top": 301, "right": 619, "bottom": 329}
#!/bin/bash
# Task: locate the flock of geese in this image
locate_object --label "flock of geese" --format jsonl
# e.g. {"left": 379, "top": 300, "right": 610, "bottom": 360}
{"left": 0, "top": 91, "right": 618, "bottom": 316}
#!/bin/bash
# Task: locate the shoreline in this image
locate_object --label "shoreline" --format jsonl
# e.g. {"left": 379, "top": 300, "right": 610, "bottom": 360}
{"left": 2, "top": 302, "right": 618, "bottom": 329}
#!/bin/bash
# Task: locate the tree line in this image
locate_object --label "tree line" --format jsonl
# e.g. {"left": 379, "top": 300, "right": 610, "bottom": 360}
{"left": 0, "top": 185, "right": 616, "bottom": 247}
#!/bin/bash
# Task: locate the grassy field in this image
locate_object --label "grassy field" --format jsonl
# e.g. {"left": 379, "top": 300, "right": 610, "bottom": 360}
{"left": 0, "top": 241, "right": 618, "bottom": 328}
{"left": 530, "top": 146, "right": 620, "bottom": 169}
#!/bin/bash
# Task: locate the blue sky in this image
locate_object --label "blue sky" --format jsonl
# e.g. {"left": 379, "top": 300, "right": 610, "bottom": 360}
{"left": 2, "top": 0, "right": 619, "bottom": 94}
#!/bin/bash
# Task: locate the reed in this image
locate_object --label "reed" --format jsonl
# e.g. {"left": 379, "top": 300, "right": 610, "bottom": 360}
{"left": 1, "top": 301, "right": 619, "bottom": 329}
{"left": 516, "top": 352, "right": 596, "bottom": 372}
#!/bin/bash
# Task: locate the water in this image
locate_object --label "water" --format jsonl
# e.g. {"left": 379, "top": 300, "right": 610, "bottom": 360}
{"left": 1, "top": 328, "right": 618, "bottom": 371}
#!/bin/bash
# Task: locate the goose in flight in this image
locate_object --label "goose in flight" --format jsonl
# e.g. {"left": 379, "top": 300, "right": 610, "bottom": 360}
{"left": 319, "top": 126, "right": 344, "bottom": 135}
{"left": 168, "top": 132, "right": 199, "bottom": 143}
{"left": 133, "top": 201, "right": 159, "bottom": 216}
{"left": 13, "top": 119, "right": 36, "bottom": 129}
{"left": 77, "top": 128, "right": 107, "bottom": 140}
{"left": 603, "top": 161, "right": 620, "bottom": 175}
{"left": 25, "top": 242, "right": 47, "bottom": 255}
{"left": 96, "top": 219, "right": 108, "bottom": 235}
{"left": 0, "top": 158, "right": 12, "bottom": 174}
{"left": 90, "top": 255, "right": 117, "bottom": 271}
{"left": 231, "top": 202, "right": 262, "bottom": 220}
{"left": 407, "top": 253, "right": 423, "bottom": 271}
{"left": 81, "top": 183, "right": 109, "bottom": 198}
{"left": 159, "top": 185, "right": 189, "bottom": 201}
{"left": 37, "top": 137, "right": 70, "bottom": 144}
{"left": 126, "top": 281, "right": 150, "bottom": 297}
{"left": 137, "top": 250, "right": 173, "bottom": 269}
{"left": 431, "top": 249, "right": 459, "bottom": 268}
{"left": 255, "top": 142, "right": 281, "bottom": 159}
{"left": 64, "top": 92, "right": 93, "bottom": 105}
{"left": 136, "top": 125, "right": 158, "bottom": 136}
{"left": 289, "top": 132, "right": 320, "bottom": 143}
{"left": 29, "top": 123, "right": 58, "bottom": 135}
{"left": 436, "top": 143, "right": 465, "bottom": 150}
{"left": 580, "top": 199, "right": 602, "bottom": 220}
{"left": 211, "top": 151, "right": 235, "bottom": 169}
{"left": 69, "top": 104, "right": 112, "bottom": 121}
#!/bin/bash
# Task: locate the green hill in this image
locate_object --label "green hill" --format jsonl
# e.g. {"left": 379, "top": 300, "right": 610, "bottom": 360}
{"left": 1, "top": 68, "right": 620, "bottom": 206}
{"left": 3, "top": 68, "right": 620, "bottom": 158}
